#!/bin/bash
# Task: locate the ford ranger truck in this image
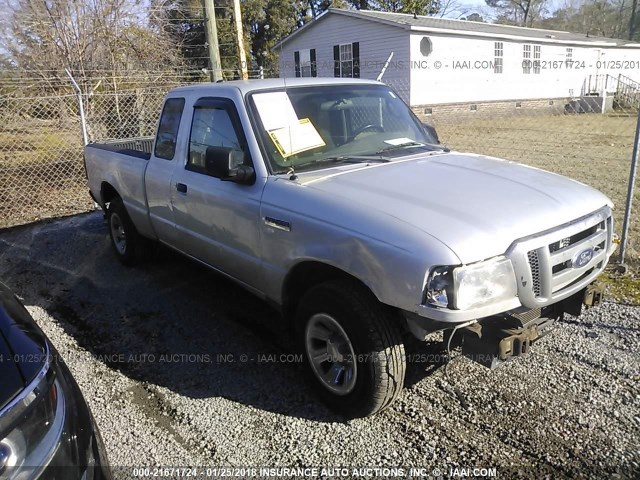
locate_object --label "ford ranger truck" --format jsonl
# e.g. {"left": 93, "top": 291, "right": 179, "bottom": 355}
{"left": 84, "top": 78, "right": 615, "bottom": 417}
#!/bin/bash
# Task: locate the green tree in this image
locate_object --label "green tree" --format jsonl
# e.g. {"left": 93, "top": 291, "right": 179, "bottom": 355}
{"left": 243, "top": 0, "right": 299, "bottom": 73}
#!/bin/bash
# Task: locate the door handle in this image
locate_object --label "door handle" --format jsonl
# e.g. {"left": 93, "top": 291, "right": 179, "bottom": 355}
{"left": 176, "top": 183, "right": 188, "bottom": 193}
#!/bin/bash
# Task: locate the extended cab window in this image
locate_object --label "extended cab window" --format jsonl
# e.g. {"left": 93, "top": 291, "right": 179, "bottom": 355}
{"left": 188, "top": 106, "right": 243, "bottom": 171}
{"left": 154, "top": 98, "right": 185, "bottom": 160}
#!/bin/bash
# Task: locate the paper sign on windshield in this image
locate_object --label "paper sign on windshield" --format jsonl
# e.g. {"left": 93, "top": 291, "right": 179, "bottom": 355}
{"left": 252, "top": 92, "right": 299, "bottom": 130}
{"left": 253, "top": 92, "right": 325, "bottom": 157}
{"left": 268, "top": 119, "right": 325, "bottom": 158}
{"left": 384, "top": 137, "right": 414, "bottom": 146}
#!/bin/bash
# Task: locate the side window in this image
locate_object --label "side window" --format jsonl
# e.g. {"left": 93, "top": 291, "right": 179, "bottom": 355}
{"left": 154, "top": 98, "right": 185, "bottom": 160}
{"left": 188, "top": 107, "right": 243, "bottom": 172}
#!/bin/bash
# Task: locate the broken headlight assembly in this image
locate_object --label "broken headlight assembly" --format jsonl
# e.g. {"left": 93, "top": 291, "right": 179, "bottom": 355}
{"left": 425, "top": 256, "right": 518, "bottom": 310}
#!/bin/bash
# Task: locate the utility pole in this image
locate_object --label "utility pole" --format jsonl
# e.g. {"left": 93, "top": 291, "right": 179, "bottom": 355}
{"left": 202, "top": 0, "right": 223, "bottom": 82}
{"left": 232, "top": 0, "right": 248, "bottom": 79}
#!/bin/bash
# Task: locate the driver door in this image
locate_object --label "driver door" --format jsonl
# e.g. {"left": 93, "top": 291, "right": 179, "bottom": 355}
{"left": 171, "top": 98, "right": 265, "bottom": 288}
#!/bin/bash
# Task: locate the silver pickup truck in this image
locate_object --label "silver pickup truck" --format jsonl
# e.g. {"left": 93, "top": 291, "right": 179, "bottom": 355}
{"left": 85, "top": 78, "right": 616, "bottom": 417}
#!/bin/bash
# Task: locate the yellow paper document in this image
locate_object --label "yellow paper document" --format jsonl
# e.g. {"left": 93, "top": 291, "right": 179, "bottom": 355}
{"left": 268, "top": 118, "right": 326, "bottom": 158}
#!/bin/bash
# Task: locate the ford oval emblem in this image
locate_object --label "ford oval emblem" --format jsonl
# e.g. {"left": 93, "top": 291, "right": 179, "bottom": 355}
{"left": 573, "top": 248, "right": 594, "bottom": 268}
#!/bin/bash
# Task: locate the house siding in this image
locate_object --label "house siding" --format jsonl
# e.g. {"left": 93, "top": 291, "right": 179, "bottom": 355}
{"left": 278, "top": 15, "right": 411, "bottom": 102}
{"left": 276, "top": 11, "right": 640, "bottom": 108}
{"left": 409, "top": 32, "right": 640, "bottom": 105}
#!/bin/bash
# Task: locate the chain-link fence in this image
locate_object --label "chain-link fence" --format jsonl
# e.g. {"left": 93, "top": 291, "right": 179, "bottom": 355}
{"left": 0, "top": 71, "right": 638, "bottom": 265}
{"left": 0, "top": 85, "right": 90, "bottom": 227}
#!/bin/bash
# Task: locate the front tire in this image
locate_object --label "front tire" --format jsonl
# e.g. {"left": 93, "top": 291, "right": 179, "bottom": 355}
{"left": 107, "top": 197, "right": 146, "bottom": 266}
{"left": 296, "top": 279, "right": 406, "bottom": 417}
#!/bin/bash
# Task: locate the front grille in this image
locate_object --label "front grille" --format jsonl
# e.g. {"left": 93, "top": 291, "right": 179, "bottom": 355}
{"left": 527, "top": 250, "right": 542, "bottom": 297}
{"left": 512, "top": 208, "right": 612, "bottom": 308}
{"left": 548, "top": 222, "right": 603, "bottom": 253}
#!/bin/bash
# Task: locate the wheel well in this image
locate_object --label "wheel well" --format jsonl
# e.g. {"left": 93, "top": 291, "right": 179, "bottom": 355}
{"left": 101, "top": 182, "right": 120, "bottom": 206}
{"left": 282, "top": 261, "right": 375, "bottom": 321}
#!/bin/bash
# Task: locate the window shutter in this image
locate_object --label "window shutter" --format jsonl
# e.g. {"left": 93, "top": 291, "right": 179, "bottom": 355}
{"left": 333, "top": 45, "right": 340, "bottom": 77}
{"left": 294, "top": 51, "right": 301, "bottom": 77}
{"left": 310, "top": 49, "right": 317, "bottom": 77}
{"left": 352, "top": 42, "right": 360, "bottom": 78}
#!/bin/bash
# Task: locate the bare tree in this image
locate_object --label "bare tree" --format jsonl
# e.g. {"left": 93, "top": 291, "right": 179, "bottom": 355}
{"left": 438, "top": 0, "right": 474, "bottom": 18}
{"left": 0, "top": 0, "right": 178, "bottom": 90}
{"left": 485, "top": 0, "right": 549, "bottom": 27}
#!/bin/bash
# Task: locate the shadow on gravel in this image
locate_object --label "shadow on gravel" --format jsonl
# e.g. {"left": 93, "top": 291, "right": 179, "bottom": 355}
{"left": 0, "top": 212, "right": 442, "bottom": 421}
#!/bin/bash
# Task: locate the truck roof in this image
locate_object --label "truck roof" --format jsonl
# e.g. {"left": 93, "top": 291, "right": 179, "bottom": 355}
{"left": 168, "top": 77, "right": 383, "bottom": 96}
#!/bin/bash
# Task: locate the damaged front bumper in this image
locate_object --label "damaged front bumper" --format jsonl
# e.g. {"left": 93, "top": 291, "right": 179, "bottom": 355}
{"left": 405, "top": 281, "right": 606, "bottom": 369}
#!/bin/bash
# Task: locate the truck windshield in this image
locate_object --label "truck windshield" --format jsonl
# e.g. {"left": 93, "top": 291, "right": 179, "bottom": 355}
{"left": 248, "top": 84, "right": 438, "bottom": 174}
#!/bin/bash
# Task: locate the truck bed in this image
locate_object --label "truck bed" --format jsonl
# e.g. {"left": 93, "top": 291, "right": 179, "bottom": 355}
{"left": 85, "top": 137, "right": 154, "bottom": 237}
{"left": 86, "top": 137, "right": 154, "bottom": 161}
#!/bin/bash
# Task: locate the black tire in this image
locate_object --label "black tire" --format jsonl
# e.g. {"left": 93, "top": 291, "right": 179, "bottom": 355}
{"left": 106, "top": 197, "right": 148, "bottom": 266}
{"left": 296, "top": 279, "right": 406, "bottom": 418}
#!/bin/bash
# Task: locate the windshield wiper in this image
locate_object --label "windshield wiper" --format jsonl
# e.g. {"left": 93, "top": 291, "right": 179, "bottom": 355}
{"left": 376, "top": 142, "right": 449, "bottom": 155}
{"left": 334, "top": 155, "right": 390, "bottom": 164}
{"left": 305, "top": 155, "right": 390, "bottom": 167}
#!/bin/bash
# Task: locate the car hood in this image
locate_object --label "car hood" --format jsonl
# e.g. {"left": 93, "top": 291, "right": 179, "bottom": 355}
{"left": 0, "top": 282, "right": 47, "bottom": 411}
{"left": 300, "top": 152, "right": 612, "bottom": 263}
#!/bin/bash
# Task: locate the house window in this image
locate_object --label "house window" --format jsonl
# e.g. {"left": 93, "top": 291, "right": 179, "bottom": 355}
{"left": 494, "top": 42, "right": 503, "bottom": 74}
{"left": 420, "top": 37, "right": 433, "bottom": 57}
{"left": 294, "top": 49, "right": 316, "bottom": 77}
{"left": 334, "top": 43, "right": 360, "bottom": 78}
{"left": 522, "top": 44, "right": 531, "bottom": 74}
{"left": 340, "top": 44, "right": 353, "bottom": 77}
{"left": 533, "top": 45, "right": 541, "bottom": 74}
{"left": 566, "top": 47, "right": 573, "bottom": 67}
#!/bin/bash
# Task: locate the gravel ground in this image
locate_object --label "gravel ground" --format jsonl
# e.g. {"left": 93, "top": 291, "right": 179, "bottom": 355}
{"left": 0, "top": 212, "right": 638, "bottom": 479}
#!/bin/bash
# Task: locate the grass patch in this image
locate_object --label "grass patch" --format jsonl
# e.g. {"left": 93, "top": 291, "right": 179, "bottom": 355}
{"left": 599, "top": 269, "right": 640, "bottom": 305}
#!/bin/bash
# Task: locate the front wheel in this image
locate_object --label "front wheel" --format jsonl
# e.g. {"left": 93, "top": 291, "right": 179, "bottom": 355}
{"left": 296, "top": 279, "right": 406, "bottom": 417}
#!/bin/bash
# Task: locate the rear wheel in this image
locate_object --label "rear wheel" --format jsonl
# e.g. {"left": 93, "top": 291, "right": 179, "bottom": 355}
{"left": 107, "top": 197, "right": 147, "bottom": 266}
{"left": 296, "top": 279, "right": 406, "bottom": 417}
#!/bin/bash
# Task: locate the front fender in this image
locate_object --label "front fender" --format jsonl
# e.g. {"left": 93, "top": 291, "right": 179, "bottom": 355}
{"left": 259, "top": 178, "right": 460, "bottom": 313}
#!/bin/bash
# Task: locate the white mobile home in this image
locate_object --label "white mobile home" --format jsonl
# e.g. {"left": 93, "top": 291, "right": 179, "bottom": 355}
{"left": 275, "top": 9, "right": 640, "bottom": 114}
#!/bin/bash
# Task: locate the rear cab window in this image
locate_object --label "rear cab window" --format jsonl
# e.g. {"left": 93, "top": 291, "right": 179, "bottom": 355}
{"left": 154, "top": 98, "right": 185, "bottom": 160}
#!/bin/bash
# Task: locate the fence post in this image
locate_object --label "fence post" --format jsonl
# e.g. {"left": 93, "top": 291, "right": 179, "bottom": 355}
{"left": 619, "top": 109, "right": 640, "bottom": 265}
{"left": 65, "top": 69, "right": 89, "bottom": 146}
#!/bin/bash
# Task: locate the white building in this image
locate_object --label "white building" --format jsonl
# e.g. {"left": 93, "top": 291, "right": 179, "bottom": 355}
{"left": 274, "top": 9, "right": 640, "bottom": 114}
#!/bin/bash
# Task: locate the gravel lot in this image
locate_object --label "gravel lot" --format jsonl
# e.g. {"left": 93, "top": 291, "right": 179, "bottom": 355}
{"left": 0, "top": 212, "right": 638, "bottom": 478}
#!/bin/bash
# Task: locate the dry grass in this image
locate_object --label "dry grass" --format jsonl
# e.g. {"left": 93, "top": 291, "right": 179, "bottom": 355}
{"left": 435, "top": 113, "right": 639, "bottom": 266}
{"left": 0, "top": 118, "right": 89, "bottom": 228}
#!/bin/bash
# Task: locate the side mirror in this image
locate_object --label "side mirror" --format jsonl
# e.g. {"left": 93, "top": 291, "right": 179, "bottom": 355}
{"left": 205, "top": 146, "right": 254, "bottom": 184}
{"left": 422, "top": 122, "right": 440, "bottom": 144}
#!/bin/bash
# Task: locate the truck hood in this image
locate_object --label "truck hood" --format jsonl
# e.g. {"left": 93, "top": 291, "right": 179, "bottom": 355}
{"left": 300, "top": 152, "right": 612, "bottom": 263}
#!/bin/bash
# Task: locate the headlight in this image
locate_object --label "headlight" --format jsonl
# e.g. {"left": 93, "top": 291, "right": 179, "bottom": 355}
{"left": 425, "top": 257, "right": 517, "bottom": 310}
